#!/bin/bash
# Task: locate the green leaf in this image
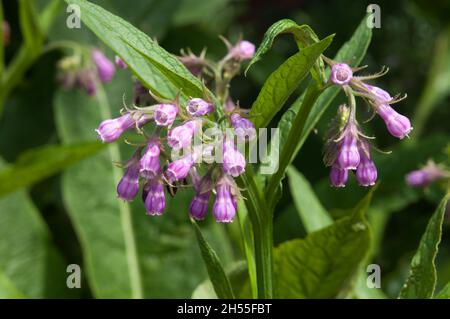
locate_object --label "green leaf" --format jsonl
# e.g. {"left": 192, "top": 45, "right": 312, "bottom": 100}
{"left": 274, "top": 189, "right": 373, "bottom": 298}
{"left": 0, "top": 142, "right": 104, "bottom": 198}
{"left": 65, "top": 0, "right": 205, "bottom": 100}
{"left": 0, "top": 159, "right": 72, "bottom": 298}
{"left": 399, "top": 196, "right": 449, "bottom": 299}
{"left": 246, "top": 19, "right": 320, "bottom": 74}
{"left": 192, "top": 261, "right": 252, "bottom": 299}
{"left": 192, "top": 220, "right": 235, "bottom": 299}
{"left": 250, "top": 35, "right": 333, "bottom": 129}
{"left": 53, "top": 73, "right": 232, "bottom": 298}
{"left": 18, "top": 0, "right": 44, "bottom": 51}
{"left": 435, "top": 281, "right": 450, "bottom": 299}
{"left": 264, "top": 16, "right": 372, "bottom": 205}
{"left": 286, "top": 165, "right": 332, "bottom": 233}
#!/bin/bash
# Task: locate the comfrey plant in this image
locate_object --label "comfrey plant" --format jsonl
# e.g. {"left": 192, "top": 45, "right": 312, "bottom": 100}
{"left": 323, "top": 59, "right": 411, "bottom": 187}
{"left": 96, "top": 39, "right": 256, "bottom": 223}
{"left": 66, "top": 0, "right": 438, "bottom": 300}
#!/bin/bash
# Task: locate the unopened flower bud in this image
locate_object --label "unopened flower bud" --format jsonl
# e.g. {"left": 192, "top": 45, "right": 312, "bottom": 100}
{"left": 140, "top": 140, "right": 161, "bottom": 179}
{"left": 337, "top": 135, "right": 360, "bottom": 170}
{"left": 230, "top": 113, "right": 256, "bottom": 141}
{"left": 406, "top": 161, "right": 446, "bottom": 188}
{"left": 167, "top": 120, "right": 199, "bottom": 150}
{"left": 117, "top": 154, "right": 141, "bottom": 201}
{"left": 213, "top": 177, "right": 236, "bottom": 223}
{"left": 229, "top": 40, "right": 255, "bottom": 61}
{"left": 330, "top": 165, "right": 348, "bottom": 187}
{"left": 96, "top": 113, "right": 135, "bottom": 143}
{"left": 222, "top": 138, "right": 246, "bottom": 177}
{"left": 376, "top": 104, "right": 412, "bottom": 139}
{"left": 91, "top": 49, "right": 115, "bottom": 82}
{"left": 356, "top": 155, "right": 377, "bottom": 187}
{"left": 363, "top": 84, "right": 392, "bottom": 104}
{"left": 165, "top": 154, "right": 195, "bottom": 183}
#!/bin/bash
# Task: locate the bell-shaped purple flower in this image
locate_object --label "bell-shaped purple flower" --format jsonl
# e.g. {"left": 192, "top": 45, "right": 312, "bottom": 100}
{"left": 117, "top": 154, "right": 141, "bottom": 201}
{"left": 230, "top": 113, "right": 256, "bottom": 141}
{"left": 153, "top": 104, "right": 178, "bottom": 127}
{"left": 165, "top": 154, "right": 195, "bottom": 183}
{"left": 376, "top": 104, "right": 412, "bottom": 139}
{"left": 329, "top": 164, "right": 348, "bottom": 187}
{"left": 337, "top": 134, "right": 360, "bottom": 170}
{"left": 330, "top": 63, "right": 353, "bottom": 85}
{"left": 115, "top": 55, "right": 127, "bottom": 69}
{"left": 213, "top": 178, "right": 236, "bottom": 223}
{"left": 96, "top": 113, "right": 135, "bottom": 143}
{"left": 91, "top": 49, "right": 115, "bottom": 82}
{"left": 143, "top": 178, "right": 165, "bottom": 216}
{"left": 190, "top": 192, "right": 210, "bottom": 220}
{"left": 140, "top": 140, "right": 161, "bottom": 179}
{"left": 229, "top": 40, "right": 255, "bottom": 61}
{"left": 186, "top": 98, "right": 213, "bottom": 116}
{"left": 222, "top": 138, "right": 246, "bottom": 177}
{"left": 356, "top": 155, "right": 377, "bottom": 187}
{"left": 167, "top": 120, "right": 199, "bottom": 150}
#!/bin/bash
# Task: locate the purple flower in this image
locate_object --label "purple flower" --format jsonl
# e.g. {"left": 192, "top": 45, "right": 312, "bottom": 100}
{"left": 143, "top": 178, "right": 165, "bottom": 215}
{"left": 140, "top": 140, "right": 161, "bottom": 179}
{"left": 186, "top": 98, "right": 214, "bottom": 116}
{"left": 330, "top": 63, "right": 353, "bottom": 85}
{"left": 337, "top": 134, "right": 360, "bottom": 170}
{"left": 222, "top": 138, "right": 246, "bottom": 177}
{"left": 77, "top": 69, "right": 97, "bottom": 96}
{"left": 330, "top": 164, "right": 348, "bottom": 187}
{"left": 190, "top": 192, "right": 210, "bottom": 220}
{"left": 406, "top": 161, "right": 446, "bottom": 188}
{"left": 230, "top": 113, "right": 256, "bottom": 141}
{"left": 117, "top": 154, "right": 141, "bottom": 201}
{"left": 213, "top": 178, "right": 236, "bottom": 223}
{"left": 95, "top": 113, "right": 135, "bottom": 143}
{"left": 91, "top": 49, "right": 115, "bottom": 82}
{"left": 115, "top": 55, "right": 127, "bottom": 69}
{"left": 167, "top": 120, "right": 199, "bottom": 150}
{"left": 356, "top": 154, "right": 377, "bottom": 187}
{"left": 376, "top": 104, "right": 412, "bottom": 139}
{"left": 153, "top": 104, "right": 178, "bottom": 127}
{"left": 363, "top": 84, "right": 392, "bottom": 104}
{"left": 165, "top": 154, "right": 195, "bottom": 183}
{"left": 229, "top": 40, "right": 255, "bottom": 61}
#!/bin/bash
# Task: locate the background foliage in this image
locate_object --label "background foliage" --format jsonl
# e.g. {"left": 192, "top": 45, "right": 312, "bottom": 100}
{"left": 0, "top": 0, "right": 449, "bottom": 298}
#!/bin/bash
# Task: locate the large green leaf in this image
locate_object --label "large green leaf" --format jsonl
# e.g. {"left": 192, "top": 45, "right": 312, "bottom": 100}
{"left": 53, "top": 73, "right": 232, "bottom": 298}
{"left": 0, "top": 142, "right": 104, "bottom": 198}
{"left": 273, "top": 189, "right": 373, "bottom": 298}
{"left": 250, "top": 35, "right": 333, "bottom": 129}
{"left": 264, "top": 16, "right": 372, "bottom": 205}
{"left": 192, "top": 220, "right": 234, "bottom": 299}
{"left": 245, "top": 19, "right": 324, "bottom": 81}
{"left": 399, "top": 196, "right": 449, "bottom": 299}
{"left": 0, "top": 160, "right": 72, "bottom": 298}
{"left": 65, "top": 0, "right": 205, "bottom": 100}
{"left": 286, "top": 165, "right": 332, "bottom": 233}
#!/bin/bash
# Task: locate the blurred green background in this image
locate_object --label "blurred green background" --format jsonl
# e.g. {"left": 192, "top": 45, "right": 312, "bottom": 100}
{"left": 0, "top": 0, "right": 449, "bottom": 298}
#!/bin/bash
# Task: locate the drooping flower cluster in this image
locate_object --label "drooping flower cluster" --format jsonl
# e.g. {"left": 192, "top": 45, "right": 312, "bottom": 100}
{"left": 57, "top": 48, "right": 122, "bottom": 96}
{"left": 95, "top": 39, "right": 256, "bottom": 223}
{"left": 324, "top": 60, "right": 412, "bottom": 187}
{"left": 405, "top": 160, "right": 449, "bottom": 188}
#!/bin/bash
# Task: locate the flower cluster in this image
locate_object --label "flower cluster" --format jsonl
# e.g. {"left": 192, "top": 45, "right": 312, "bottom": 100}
{"left": 57, "top": 48, "right": 123, "bottom": 96}
{"left": 95, "top": 40, "right": 256, "bottom": 223}
{"left": 324, "top": 60, "right": 412, "bottom": 187}
{"left": 405, "top": 160, "right": 449, "bottom": 188}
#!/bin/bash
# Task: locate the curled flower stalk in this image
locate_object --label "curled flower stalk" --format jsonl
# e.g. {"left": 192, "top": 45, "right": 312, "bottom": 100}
{"left": 322, "top": 58, "right": 412, "bottom": 188}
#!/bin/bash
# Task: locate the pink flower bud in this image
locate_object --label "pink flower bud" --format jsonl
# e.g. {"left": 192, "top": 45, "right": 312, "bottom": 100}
{"left": 356, "top": 155, "right": 377, "bottom": 187}
{"left": 337, "top": 135, "right": 360, "bottom": 170}
{"left": 230, "top": 113, "right": 256, "bottom": 141}
{"left": 222, "top": 138, "right": 246, "bottom": 177}
{"left": 329, "top": 165, "right": 348, "bottom": 187}
{"left": 213, "top": 178, "right": 236, "bottom": 223}
{"left": 330, "top": 63, "right": 353, "bottom": 85}
{"left": 165, "top": 155, "right": 195, "bottom": 183}
{"left": 229, "top": 40, "right": 255, "bottom": 61}
{"left": 117, "top": 155, "right": 140, "bottom": 201}
{"left": 91, "top": 49, "right": 115, "bottom": 82}
{"left": 363, "top": 84, "right": 392, "bottom": 104}
{"left": 167, "top": 120, "right": 199, "bottom": 150}
{"left": 95, "top": 113, "right": 135, "bottom": 143}
{"left": 143, "top": 178, "right": 165, "bottom": 216}
{"left": 140, "top": 140, "right": 161, "bottom": 179}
